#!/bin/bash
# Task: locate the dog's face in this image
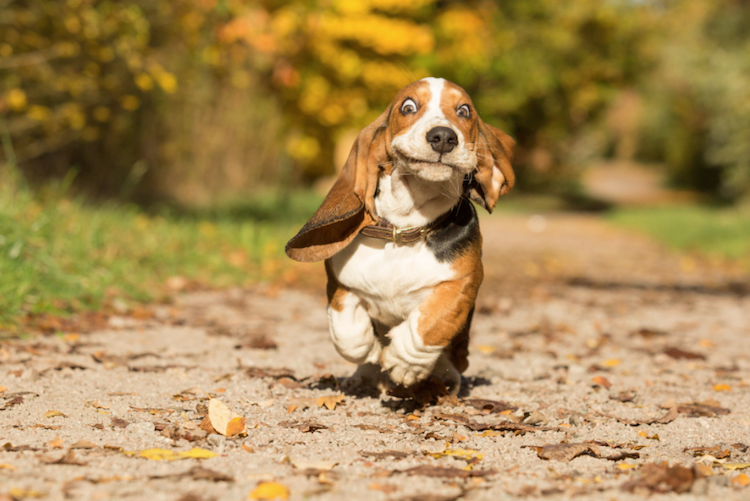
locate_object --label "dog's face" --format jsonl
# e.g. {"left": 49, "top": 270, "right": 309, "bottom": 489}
{"left": 286, "top": 77, "right": 516, "bottom": 263}
{"left": 387, "top": 78, "right": 479, "bottom": 183}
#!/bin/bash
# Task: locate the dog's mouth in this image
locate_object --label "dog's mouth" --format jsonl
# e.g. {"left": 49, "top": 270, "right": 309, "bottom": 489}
{"left": 394, "top": 149, "right": 458, "bottom": 171}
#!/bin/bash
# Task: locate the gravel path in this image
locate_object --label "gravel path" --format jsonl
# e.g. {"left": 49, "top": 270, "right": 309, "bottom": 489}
{"left": 2, "top": 213, "right": 750, "bottom": 501}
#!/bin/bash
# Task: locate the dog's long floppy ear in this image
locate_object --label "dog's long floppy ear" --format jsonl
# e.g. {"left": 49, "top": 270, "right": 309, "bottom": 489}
{"left": 285, "top": 109, "right": 390, "bottom": 263}
{"left": 466, "top": 119, "right": 516, "bottom": 213}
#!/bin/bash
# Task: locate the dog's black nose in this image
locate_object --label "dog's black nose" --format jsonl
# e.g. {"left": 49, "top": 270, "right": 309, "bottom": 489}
{"left": 426, "top": 126, "right": 458, "bottom": 153}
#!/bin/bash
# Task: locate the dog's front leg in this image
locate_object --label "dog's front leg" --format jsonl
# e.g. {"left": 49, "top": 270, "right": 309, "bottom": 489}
{"left": 381, "top": 273, "right": 480, "bottom": 388}
{"left": 327, "top": 292, "right": 382, "bottom": 365}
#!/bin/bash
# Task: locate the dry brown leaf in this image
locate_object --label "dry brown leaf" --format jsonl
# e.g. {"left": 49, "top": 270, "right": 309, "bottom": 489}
{"left": 278, "top": 420, "right": 328, "bottom": 433}
{"left": 592, "top": 376, "right": 612, "bottom": 389}
{"left": 360, "top": 451, "right": 412, "bottom": 460}
{"left": 199, "top": 416, "right": 217, "bottom": 434}
{"left": 44, "top": 410, "right": 67, "bottom": 418}
{"left": 48, "top": 436, "right": 63, "bottom": 449}
{"left": 286, "top": 404, "right": 298, "bottom": 414}
{"left": 401, "top": 465, "right": 495, "bottom": 478}
{"left": 684, "top": 446, "right": 731, "bottom": 459}
{"left": 733, "top": 474, "right": 750, "bottom": 487}
{"left": 621, "top": 462, "right": 695, "bottom": 494}
{"left": 664, "top": 347, "right": 706, "bottom": 360}
{"left": 70, "top": 440, "right": 97, "bottom": 450}
{"left": 317, "top": 394, "right": 345, "bottom": 411}
{"left": 242, "top": 443, "right": 253, "bottom": 453}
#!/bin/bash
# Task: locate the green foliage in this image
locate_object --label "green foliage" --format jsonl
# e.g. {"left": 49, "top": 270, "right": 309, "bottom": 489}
{"left": 638, "top": 0, "right": 750, "bottom": 200}
{"left": 0, "top": 165, "right": 315, "bottom": 326}
{"left": 610, "top": 205, "right": 750, "bottom": 263}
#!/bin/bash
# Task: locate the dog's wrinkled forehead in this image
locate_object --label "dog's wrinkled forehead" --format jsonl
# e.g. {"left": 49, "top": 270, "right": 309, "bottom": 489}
{"left": 387, "top": 77, "right": 475, "bottom": 138}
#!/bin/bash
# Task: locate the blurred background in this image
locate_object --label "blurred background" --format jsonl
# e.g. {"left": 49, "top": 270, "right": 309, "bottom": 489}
{"left": 2, "top": 0, "right": 750, "bottom": 328}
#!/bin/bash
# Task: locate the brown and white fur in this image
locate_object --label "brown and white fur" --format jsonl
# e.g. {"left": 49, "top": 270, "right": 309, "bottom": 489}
{"left": 286, "top": 78, "right": 515, "bottom": 396}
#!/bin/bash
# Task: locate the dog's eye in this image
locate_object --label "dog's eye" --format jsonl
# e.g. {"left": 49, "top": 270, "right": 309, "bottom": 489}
{"left": 457, "top": 104, "right": 471, "bottom": 118}
{"left": 400, "top": 98, "right": 418, "bottom": 115}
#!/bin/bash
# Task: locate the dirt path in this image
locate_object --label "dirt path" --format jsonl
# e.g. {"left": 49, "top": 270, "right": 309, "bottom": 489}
{"left": 2, "top": 214, "right": 750, "bottom": 500}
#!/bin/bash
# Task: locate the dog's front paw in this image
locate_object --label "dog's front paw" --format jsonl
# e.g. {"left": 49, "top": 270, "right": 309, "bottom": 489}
{"left": 381, "top": 346, "right": 436, "bottom": 388}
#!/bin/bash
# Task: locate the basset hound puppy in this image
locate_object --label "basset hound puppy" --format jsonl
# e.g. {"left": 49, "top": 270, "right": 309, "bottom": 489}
{"left": 286, "top": 77, "right": 515, "bottom": 396}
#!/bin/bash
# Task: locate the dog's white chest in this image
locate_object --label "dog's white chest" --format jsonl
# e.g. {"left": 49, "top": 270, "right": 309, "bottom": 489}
{"left": 330, "top": 234, "right": 455, "bottom": 326}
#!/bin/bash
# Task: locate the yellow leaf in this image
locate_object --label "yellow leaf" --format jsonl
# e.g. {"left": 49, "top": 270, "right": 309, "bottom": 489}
{"left": 713, "top": 384, "right": 731, "bottom": 392}
{"left": 317, "top": 394, "right": 345, "bottom": 411}
{"left": 48, "top": 436, "right": 64, "bottom": 449}
{"left": 603, "top": 359, "right": 621, "bottom": 368}
{"left": 227, "top": 417, "right": 247, "bottom": 437}
{"left": 406, "top": 415, "right": 420, "bottom": 421}
{"left": 8, "top": 488, "right": 43, "bottom": 498}
{"left": 0, "top": 463, "right": 15, "bottom": 470}
{"left": 477, "top": 430, "right": 500, "bottom": 438}
{"left": 477, "top": 345, "right": 495, "bottom": 354}
{"left": 45, "top": 410, "right": 67, "bottom": 418}
{"left": 249, "top": 481, "right": 290, "bottom": 500}
{"left": 724, "top": 463, "right": 750, "bottom": 471}
{"left": 618, "top": 463, "right": 638, "bottom": 470}
{"left": 138, "top": 448, "right": 178, "bottom": 461}
{"left": 637, "top": 431, "right": 659, "bottom": 440}
{"left": 177, "top": 448, "right": 218, "bottom": 460}
{"left": 429, "top": 448, "right": 482, "bottom": 462}
{"left": 733, "top": 474, "right": 750, "bottom": 487}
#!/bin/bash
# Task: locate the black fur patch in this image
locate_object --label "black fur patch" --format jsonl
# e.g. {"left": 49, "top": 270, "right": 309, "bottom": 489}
{"left": 425, "top": 198, "right": 480, "bottom": 263}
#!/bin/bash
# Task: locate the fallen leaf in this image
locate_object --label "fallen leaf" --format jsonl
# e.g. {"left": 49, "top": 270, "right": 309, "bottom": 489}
{"left": 208, "top": 398, "right": 246, "bottom": 436}
{"left": 317, "top": 394, "right": 345, "bottom": 411}
{"left": 199, "top": 416, "right": 217, "bottom": 434}
{"left": 620, "top": 462, "right": 695, "bottom": 494}
{"left": 618, "top": 463, "right": 639, "bottom": 470}
{"left": 401, "top": 465, "right": 495, "bottom": 478}
{"left": 8, "top": 488, "right": 45, "bottom": 499}
{"left": 664, "top": 347, "right": 706, "bottom": 360}
{"left": 478, "top": 430, "right": 501, "bottom": 438}
{"left": 637, "top": 431, "right": 660, "bottom": 441}
{"left": 278, "top": 420, "right": 327, "bottom": 433}
{"left": 242, "top": 443, "right": 253, "bottom": 453}
{"left": 44, "top": 410, "right": 67, "bottom": 418}
{"left": 592, "top": 376, "right": 612, "bottom": 389}
{"left": 70, "top": 440, "right": 97, "bottom": 450}
{"left": 152, "top": 466, "right": 234, "bottom": 482}
{"left": 713, "top": 384, "right": 731, "bottom": 392}
{"left": 724, "top": 463, "right": 750, "bottom": 471}
{"left": 360, "top": 451, "right": 412, "bottom": 460}
{"left": 603, "top": 359, "right": 621, "bottom": 368}
{"left": 428, "top": 448, "right": 483, "bottom": 462}
{"left": 249, "top": 481, "right": 290, "bottom": 500}
{"left": 286, "top": 404, "right": 298, "bottom": 414}
{"left": 135, "top": 447, "right": 217, "bottom": 461}
{"left": 111, "top": 417, "right": 129, "bottom": 428}
{"left": 733, "top": 474, "right": 750, "bottom": 487}
{"left": 677, "top": 401, "right": 730, "bottom": 417}
{"left": 2, "top": 396, "right": 24, "bottom": 409}
{"left": 685, "top": 446, "right": 731, "bottom": 459}
{"left": 0, "top": 386, "right": 7, "bottom": 393}
{"left": 463, "top": 399, "right": 517, "bottom": 414}
{"left": 531, "top": 443, "right": 597, "bottom": 462}
{"left": 48, "top": 436, "right": 63, "bottom": 449}
{"left": 0, "top": 463, "right": 15, "bottom": 470}
{"left": 245, "top": 367, "right": 296, "bottom": 379}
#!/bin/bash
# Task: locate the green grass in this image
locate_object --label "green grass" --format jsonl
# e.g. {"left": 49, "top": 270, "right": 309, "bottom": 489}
{"left": 0, "top": 167, "right": 322, "bottom": 329}
{"left": 609, "top": 205, "right": 750, "bottom": 262}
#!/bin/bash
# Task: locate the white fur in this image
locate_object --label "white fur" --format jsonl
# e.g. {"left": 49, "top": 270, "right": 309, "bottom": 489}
{"left": 328, "top": 77, "right": 479, "bottom": 390}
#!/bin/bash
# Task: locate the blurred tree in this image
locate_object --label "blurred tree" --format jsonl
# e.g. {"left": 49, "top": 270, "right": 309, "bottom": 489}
{"left": 638, "top": 0, "right": 750, "bottom": 200}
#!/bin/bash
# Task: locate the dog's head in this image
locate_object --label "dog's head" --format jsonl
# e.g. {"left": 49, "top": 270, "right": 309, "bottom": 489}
{"left": 286, "top": 77, "right": 515, "bottom": 263}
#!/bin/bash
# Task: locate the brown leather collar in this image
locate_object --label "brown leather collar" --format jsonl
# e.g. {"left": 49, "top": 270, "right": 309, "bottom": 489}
{"left": 360, "top": 209, "right": 453, "bottom": 244}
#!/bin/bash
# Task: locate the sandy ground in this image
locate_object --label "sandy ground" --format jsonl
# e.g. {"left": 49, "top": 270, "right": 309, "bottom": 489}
{"left": 2, "top": 213, "right": 750, "bottom": 501}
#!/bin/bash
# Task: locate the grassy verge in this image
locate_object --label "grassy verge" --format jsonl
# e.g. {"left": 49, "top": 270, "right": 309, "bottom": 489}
{"left": 609, "top": 205, "right": 750, "bottom": 263}
{"left": 0, "top": 166, "right": 322, "bottom": 329}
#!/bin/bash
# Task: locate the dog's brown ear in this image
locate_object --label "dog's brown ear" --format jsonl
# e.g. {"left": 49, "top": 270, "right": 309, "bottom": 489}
{"left": 285, "top": 109, "right": 390, "bottom": 262}
{"left": 466, "top": 119, "right": 515, "bottom": 213}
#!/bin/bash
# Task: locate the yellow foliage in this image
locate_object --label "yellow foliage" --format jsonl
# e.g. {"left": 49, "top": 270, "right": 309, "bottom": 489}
{"left": 249, "top": 481, "right": 290, "bottom": 500}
